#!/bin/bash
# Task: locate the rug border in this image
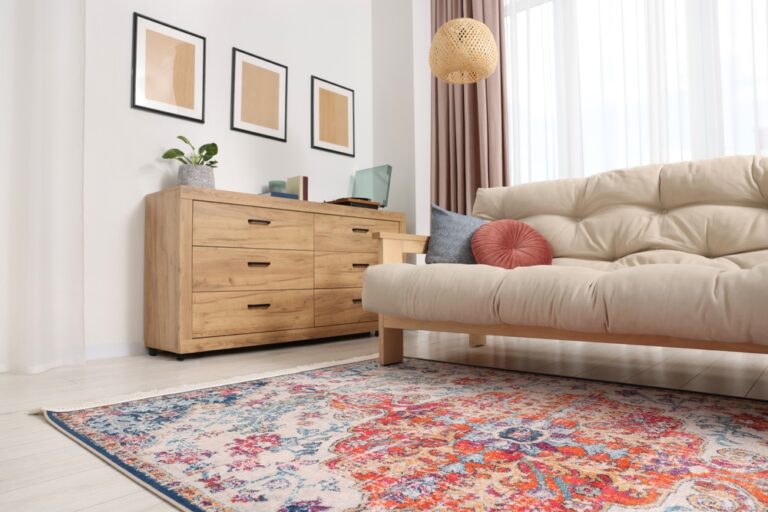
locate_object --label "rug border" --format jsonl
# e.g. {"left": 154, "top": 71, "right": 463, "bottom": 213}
{"left": 41, "top": 354, "right": 378, "bottom": 512}
{"left": 44, "top": 409, "right": 201, "bottom": 512}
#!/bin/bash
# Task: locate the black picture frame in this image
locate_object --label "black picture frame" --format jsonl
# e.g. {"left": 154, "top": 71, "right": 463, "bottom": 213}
{"left": 310, "top": 75, "right": 355, "bottom": 157}
{"left": 131, "top": 12, "right": 206, "bottom": 123}
{"left": 230, "top": 47, "right": 288, "bottom": 142}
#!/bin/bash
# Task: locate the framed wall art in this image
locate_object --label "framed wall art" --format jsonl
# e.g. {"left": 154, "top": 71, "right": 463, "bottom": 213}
{"left": 311, "top": 76, "right": 355, "bottom": 157}
{"left": 131, "top": 13, "right": 206, "bottom": 123}
{"left": 230, "top": 48, "right": 288, "bottom": 141}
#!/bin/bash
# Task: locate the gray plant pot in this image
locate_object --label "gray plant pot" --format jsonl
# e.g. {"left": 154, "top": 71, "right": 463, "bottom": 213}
{"left": 178, "top": 164, "right": 215, "bottom": 189}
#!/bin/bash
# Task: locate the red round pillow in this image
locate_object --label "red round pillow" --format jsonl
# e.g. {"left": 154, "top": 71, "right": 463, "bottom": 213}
{"left": 471, "top": 220, "right": 552, "bottom": 269}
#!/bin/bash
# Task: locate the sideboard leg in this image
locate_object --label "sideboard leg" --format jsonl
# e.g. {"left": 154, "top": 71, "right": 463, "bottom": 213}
{"left": 469, "top": 334, "right": 486, "bottom": 347}
{"left": 147, "top": 348, "right": 158, "bottom": 356}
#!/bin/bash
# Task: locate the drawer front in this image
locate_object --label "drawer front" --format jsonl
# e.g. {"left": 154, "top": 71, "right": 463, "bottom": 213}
{"left": 314, "top": 214, "right": 398, "bottom": 253}
{"left": 315, "top": 251, "right": 378, "bottom": 288}
{"left": 193, "top": 247, "right": 313, "bottom": 292}
{"left": 193, "top": 201, "right": 313, "bottom": 250}
{"left": 192, "top": 290, "right": 313, "bottom": 337}
{"left": 314, "top": 288, "right": 377, "bottom": 327}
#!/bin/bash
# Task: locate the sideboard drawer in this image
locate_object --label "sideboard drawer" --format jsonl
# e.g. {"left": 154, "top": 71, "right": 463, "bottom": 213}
{"left": 314, "top": 214, "right": 398, "bottom": 253}
{"left": 314, "top": 251, "right": 378, "bottom": 288}
{"left": 193, "top": 247, "right": 313, "bottom": 291}
{"left": 192, "top": 290, "right": 314, "bottom": 337}
{"left": 193, "top": 201, "right": 313, "bottom": 250}
{"left": 314, "top": 288, "right": 377, "bottom": 327}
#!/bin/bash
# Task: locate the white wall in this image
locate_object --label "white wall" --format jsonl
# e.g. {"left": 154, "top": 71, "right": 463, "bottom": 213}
{"left": 411, "top": 0, "right": 432, "bottom": 236}
{"left": 370, "top": 0, "right": 432, "bottom": 237}
{"left": 83, "top": 0, "right": 376, "bottom": 358}
{"left": 372, "top": 0, "right": 416, "bottom": 232}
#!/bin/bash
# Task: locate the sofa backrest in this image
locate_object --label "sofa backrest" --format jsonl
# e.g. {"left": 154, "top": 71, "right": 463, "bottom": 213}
{"left": 472, "top": 155, "right": 768, "bottom": 261}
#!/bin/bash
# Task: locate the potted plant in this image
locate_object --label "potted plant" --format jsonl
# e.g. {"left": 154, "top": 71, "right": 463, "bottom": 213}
{"left": 162, "top": 135, "right": 218, "bottom": 189}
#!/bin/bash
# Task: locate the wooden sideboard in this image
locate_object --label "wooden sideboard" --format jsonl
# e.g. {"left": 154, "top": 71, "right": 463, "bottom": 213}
{"left": 144, "top": 186, "right": 405, "bottom": 358}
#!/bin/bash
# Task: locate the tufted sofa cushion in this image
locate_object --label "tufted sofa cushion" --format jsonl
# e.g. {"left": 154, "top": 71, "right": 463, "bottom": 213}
{"left": 472, "top": 155, "right": 768, "bottom": 261}
{"left": 362, "top": 155, "right": 768, "bottom": 344}
{"left": 362, "top": 263, "right": 768, "bottom": 343}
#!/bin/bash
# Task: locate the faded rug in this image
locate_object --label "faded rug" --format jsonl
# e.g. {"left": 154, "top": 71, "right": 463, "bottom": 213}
{"left": 44, "top": 358, "right": 768, "bottom": 511}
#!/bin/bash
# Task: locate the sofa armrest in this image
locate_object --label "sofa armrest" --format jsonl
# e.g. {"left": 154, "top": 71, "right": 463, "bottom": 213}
{"left": 373, "top": 232, "right": 429, "bottom": 263}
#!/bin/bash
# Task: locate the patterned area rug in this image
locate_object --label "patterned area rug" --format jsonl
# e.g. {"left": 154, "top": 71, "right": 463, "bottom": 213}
{"left": 44, "top": 358, "right": 768, "bottom": 511}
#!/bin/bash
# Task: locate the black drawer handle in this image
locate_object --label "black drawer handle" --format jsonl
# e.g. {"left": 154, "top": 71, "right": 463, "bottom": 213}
{"left": 352, "top": 263, "right": 370, "bottom": 269}
{"left": 352, "top": 227, "right": 369, "bottom": 233}
{"left": 352, "top": 298, "right": 363, "bottom": 305}
{"left": 248, "top": 219, "right": 271, "bottom": 226}
{"left": 247, "top": 303, "right": 271, "bottom": 310}
{"left": 247, "top": 261, "right": 271, "bottom": 268}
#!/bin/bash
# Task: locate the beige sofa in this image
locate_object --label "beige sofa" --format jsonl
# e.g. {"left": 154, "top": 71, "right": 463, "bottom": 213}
{"left": 363, "top": 155, "right": 768, "bottom": 364}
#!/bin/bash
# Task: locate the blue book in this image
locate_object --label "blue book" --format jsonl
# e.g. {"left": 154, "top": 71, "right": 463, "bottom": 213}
{"left": 262, "top": 191, "right": 299, "bottom": 199}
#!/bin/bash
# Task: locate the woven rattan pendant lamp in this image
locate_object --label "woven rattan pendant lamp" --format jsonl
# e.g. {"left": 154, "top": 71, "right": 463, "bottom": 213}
{"left": 429, "top": 17, "right": 498, "bottom": 84}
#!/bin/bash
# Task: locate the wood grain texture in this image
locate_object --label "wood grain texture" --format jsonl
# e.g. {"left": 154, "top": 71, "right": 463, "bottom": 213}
{"left": 380, "top": 315, "right": 768, "bottom": 355}
{"left": 181, "top": 322, "right": 377, "bottom": 353}
{"left": 179, "top": 199, "right": 193, "bottom": 345}
{"left": 315, "top": 214, "right": 398, "bottom": 253}
{"left": 144, "top": 187, "right": 405, "bottom": 355}
{"left": 314, "top": 288, "right": 376, "bottom": 327}
{"left": 314, "top": 251, "right": 378, "bottom": 288}
{"left": 193, "top": 247, "right": 313, "bottom": 291}
{"left": 177, "top": 186, "right": 406, "bottom": 223}
{"left": 193, "top": 201, "right": 314, "bottom": 250}
{"left": 469, "top": 334, "right": 486, "bottom": 347}
{"left": 374, "top": 232, "right": 429, "bottom": 265}
{"left": 379, "top": 318, "right": 403, "bottom": 365}
{"left": 192, "top": 290, "right": 314, "bottom": 338}
{"left": 144, "top": 189, "right": 182, "bottom": 353}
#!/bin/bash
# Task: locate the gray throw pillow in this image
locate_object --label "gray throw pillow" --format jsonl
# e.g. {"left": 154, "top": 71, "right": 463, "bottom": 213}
{"left": 425, "top": 204, "right": 487, "bottom": 264}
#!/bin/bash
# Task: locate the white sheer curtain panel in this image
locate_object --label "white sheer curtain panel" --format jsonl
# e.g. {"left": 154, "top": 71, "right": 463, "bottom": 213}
{"left": 0, "top": 0, "right": 85, "bottom": 373}
{"left": 504, "top": 0, "right": 768, "bottom": 183}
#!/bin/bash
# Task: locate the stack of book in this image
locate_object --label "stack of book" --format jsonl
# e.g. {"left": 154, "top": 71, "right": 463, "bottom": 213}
{"left": 286, "top": 175, "right": 308, "bottom": 200}
{"left": 260, "top": 176, "right": 308, "bottom": 200}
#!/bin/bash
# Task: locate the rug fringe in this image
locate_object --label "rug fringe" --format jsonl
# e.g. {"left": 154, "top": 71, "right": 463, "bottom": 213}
{"left": 39, "top": 354, "right": 377, "bottom": 413}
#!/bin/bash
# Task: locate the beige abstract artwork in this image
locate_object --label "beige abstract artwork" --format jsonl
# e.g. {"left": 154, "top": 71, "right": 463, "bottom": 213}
{"left": 318, "top": 88, "right": 349, "bottom": 147}
{"left": 144, "top": 29, "right": 196, "bottom": 109}
{"left": 240, "top": 62, "right": 280, "bottom": 129}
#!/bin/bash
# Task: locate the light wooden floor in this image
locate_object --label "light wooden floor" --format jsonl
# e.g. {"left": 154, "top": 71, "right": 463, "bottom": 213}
{"left": 2, "top": 331, "right": 767, "bottom": 511}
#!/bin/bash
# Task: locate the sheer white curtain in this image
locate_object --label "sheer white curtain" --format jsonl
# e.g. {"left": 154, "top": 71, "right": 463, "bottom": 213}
{"left": 0, "top": 0, "right": 85, "bottom": 373}
{"left": 504, "top": 0, "right": 768, "bottom": 183}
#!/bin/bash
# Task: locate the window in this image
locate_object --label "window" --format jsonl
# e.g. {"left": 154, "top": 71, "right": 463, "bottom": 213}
{"left": 504, "top": 0, "right": 768, "bottom": 183}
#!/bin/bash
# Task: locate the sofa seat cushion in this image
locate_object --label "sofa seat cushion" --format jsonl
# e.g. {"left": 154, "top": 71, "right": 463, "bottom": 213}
{"left": 362, "top": 263, "right": 768, "bottom": 344}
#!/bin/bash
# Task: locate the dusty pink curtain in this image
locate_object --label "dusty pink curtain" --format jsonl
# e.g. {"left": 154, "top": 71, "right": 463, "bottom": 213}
{"left": 431, "top": 0, "right": 509, "bottom": 214}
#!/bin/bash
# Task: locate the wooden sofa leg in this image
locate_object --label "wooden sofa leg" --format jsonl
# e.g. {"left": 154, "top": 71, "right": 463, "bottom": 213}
{"left": 379, "top": 323, "right": 403, "bottom": 365}
{"left": 469, "top": 334, "right": 486, "bottom": 347}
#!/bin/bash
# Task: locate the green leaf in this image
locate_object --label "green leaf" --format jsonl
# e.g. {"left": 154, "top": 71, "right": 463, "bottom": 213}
{"left": 177, "top": 135, "right": 195, "bottom": 151}
{"left": 176, "top": 157, "right": 192, "bottom": 165}
{"left": 199, "top": 143, "right": 218, "bottom": 158}
{"left": 162, "top": 148, "right": 185, "bottom": 159}
{"left": 207, "top": 160, "right": 218, "bottom": 167}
